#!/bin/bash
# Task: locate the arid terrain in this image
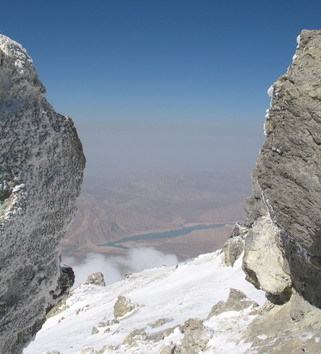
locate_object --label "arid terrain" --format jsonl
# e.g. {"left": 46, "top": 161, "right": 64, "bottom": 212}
{"left": 62, "top": 171, "right": 250, "bottom": 260}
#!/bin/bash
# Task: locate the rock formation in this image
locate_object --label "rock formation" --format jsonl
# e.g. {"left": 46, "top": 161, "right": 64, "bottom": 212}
{"left": 226, "top": 30, "right": 321, "bottom": 308}
{"left": 85, "top": 272, "right": 106, "bottom": 286}
{"left": 0, "top": 34, "right": 85, "bottom": 353}
{"left": 113, "top": 296, "right": 140, "bottom": 319}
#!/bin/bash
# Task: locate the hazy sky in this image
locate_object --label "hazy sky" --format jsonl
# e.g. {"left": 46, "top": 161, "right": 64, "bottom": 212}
{"left": 1, "top": 0, "right": 321, "bottom": 179}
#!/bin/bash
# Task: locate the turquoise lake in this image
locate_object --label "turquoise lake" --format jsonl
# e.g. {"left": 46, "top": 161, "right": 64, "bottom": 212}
{"left": 99, "top": 223, "right": 226, "bottom": 250}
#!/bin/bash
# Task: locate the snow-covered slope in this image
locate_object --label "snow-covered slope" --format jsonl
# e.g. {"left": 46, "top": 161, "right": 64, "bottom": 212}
{"left": 25, "top": 251, "right": 265, "bottom": 353}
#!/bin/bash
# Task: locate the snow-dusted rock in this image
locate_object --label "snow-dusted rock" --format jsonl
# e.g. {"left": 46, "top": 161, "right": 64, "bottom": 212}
{"left": 224, "top": 236, "right": 244, "bottom": 267}
{"left": 178, "top": 318, "right": 213, "bottom": 353}
{"left": 0, "top": 34, "right": 85, "bottom": 353}
{"left": 207, "top": 288, "right": 258, "bottom": 318}
{"left": 85, "top": 272, "right": 106, "bottom": 287}
{"left": 113, "top": 296, "right": 140, "bottom": 319}
{"left": 24, "top": 252, "right": 266, "bottom": 353}
{"left": 223, "top": 223, "right": 247, "bottom": 267}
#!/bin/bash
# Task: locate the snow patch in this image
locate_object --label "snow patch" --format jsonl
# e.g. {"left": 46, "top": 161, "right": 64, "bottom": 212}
{"left": 25, "top": 251, "right": 266, "bottom": 354}
{"left": 267, "top": 85, "right": 274, "bottom": 98}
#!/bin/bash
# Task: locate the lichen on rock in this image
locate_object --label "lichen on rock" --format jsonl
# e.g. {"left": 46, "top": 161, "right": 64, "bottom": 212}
{"left": 0, "top": 34, "right": 85, "bottom": 353}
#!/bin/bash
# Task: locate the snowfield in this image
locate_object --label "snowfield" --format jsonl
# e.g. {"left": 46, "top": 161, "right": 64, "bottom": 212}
{"left": 25, "top": 250, "right": 266, "bottom": 353}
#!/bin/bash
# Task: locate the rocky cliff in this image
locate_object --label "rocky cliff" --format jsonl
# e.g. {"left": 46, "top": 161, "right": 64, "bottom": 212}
{"left": 225, "top": 30, "right": 321, "bottom": 306}
{"left": 0, "top": 34, "right": 85, "bottom": 353}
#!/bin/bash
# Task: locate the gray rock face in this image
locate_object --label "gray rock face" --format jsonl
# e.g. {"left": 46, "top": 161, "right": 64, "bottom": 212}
{"left": 0, "top": 34, "right": 85, "bottom": 353}
{"left": 239, "top": 30, "right": 321, "bottom": 307}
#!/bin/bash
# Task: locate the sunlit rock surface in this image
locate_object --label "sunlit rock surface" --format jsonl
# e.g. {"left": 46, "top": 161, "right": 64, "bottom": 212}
{"left": 227, "top": 30, "right": 321, "bottom": 307}
{"left": 0, "top": 34, "right": 85, "bottom": 353}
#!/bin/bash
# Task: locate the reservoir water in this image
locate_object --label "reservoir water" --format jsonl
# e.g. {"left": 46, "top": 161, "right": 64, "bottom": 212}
{"left": 99, "top": 223, "right": 226, "bottom": 250}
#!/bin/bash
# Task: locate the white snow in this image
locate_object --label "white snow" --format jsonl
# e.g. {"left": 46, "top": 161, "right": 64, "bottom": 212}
{"left": 263, "top": 122, "right": 267, "bottom": 136}
{"left": 24, "top": 251, "right": 266, "bottom": 354}
{"left": 267, "top": 85, "right": 274, "bottom": 98}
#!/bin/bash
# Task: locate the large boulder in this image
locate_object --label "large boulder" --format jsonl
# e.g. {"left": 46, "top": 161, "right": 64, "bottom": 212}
{"left": 0, "top": 34, "right": 85, "bottom": 353}
{"left": 243, "top": 214, "right": 292, "bottom": 300}
{"left": 241, "top": 30, "right": 321, "bottom": 307}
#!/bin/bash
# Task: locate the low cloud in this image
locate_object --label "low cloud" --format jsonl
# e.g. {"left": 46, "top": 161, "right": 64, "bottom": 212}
{"left": 63, "top": 247, "right": 178, "bottom": 288}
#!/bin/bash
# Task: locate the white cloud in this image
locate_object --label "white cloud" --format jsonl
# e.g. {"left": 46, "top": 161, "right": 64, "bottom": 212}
{"left": 63, "top": 247, "right": 178, "bottom": 288}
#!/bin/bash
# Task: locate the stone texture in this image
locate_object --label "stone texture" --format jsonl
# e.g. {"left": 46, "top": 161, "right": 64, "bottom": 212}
{"left": 147, "top": 326, "right": 178, "bottom": 342}
{"left": 178, "top": 318, "right": 212, "bottom": 353}
{"left": 0, "top": 34, "right": 85, "bottom": 353}
{"left": 122, "top": 328, "right": 147, "bottom": 346}
{"left": 224, "top": 223, "right": 247, "bottom": 266}
{"left": 148, "top": 318, "right": 173, "bottom": 328}
{"left": 85, "top": 272, "right": 106, "bottom": 286}
{"left": 160, "top": 344, "right": 175, "bottom": 354}
{"left": 224, "top": 236, "right": 244, "bottom": 267}
{"left": 208, "top": 288, "right": 258, "bottom": 318}
{"left": 243, "top": 214, "right": 292, "bottom": 297}
{"left": 242, "top": 30, "right": 321, "bottom": 307}
{"left": 113, "top": 296, "right": 139, "bottom": 319}
{"left": 244, "top": 293, "right": 321, "bottom": 353}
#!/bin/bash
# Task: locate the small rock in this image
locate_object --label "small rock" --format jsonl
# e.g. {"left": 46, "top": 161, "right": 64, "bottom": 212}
{"left": 47, "top": 299, "right": 70, "bottom": 319}
{"left": 160, "top": 344, "right": 175, "bottom": 354}
{"left": 98, "top": 318, "right": 119, "bottom": 327}
{"left": 91, "top": 327, "right": 99, "bottom": 335}
{"left": 180, "top": 318, "right": 212, "bottom": 352}
{"left": 147, "top": 326, "right": 179, "bottom": 342}
{"left": 113, "top": 296, "right": 139, "bottom": 319}
{"left": 85, "top": 272, "right": 106, "bottom": 286}
{"left": 123, "top": 328, "right": 147, "bottom": 346}
{"left": 148, "top": 318, "right": 173, "bottom": 328}
{"left": 224, "top": 236, "right": 245, "bottom": 267}
{"left": 80, "top": 348, "right": 95, "bottom": 354}
{"left": 98, "top": 345, "right": 119, "bottom": 353}
{"left": 208, "top": 288, "right": 258, "bottom": 318}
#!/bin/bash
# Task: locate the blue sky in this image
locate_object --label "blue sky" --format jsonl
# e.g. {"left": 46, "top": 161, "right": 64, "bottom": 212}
{"left": 1, "top": 0, "right": 321, "bottom": 179}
